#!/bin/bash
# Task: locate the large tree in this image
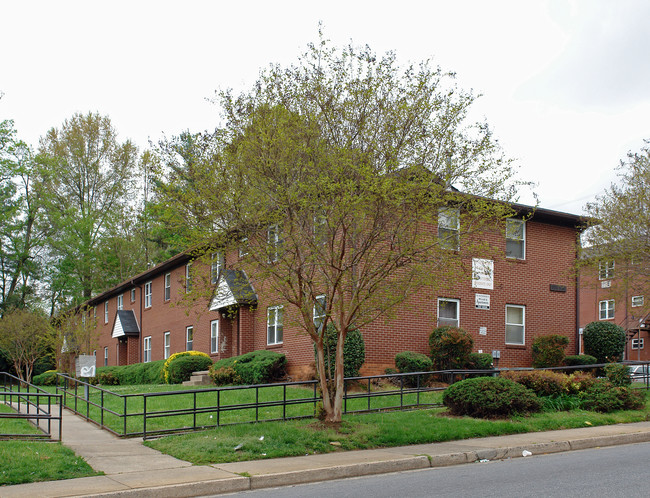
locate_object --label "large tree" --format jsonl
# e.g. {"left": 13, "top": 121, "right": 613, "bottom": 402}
{"left": 36, "top": 112, "right": 140, "bottom": 306}
{"left": 158, "top": 39, "right": 522, "bottom": 422}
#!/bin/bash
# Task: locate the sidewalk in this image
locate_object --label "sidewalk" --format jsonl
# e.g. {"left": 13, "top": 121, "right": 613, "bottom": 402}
{"left": 4, "top": 407, "right": 650, "bottom": 497}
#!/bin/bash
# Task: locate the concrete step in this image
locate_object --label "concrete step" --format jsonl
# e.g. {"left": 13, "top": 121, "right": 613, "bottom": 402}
{"left": 183, "top": 371, "right": 212, "bottom": 386}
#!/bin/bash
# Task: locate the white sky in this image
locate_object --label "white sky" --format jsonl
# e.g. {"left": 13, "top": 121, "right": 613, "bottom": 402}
{"left": 2, "top": 0, "right": 650, "bottom": 215}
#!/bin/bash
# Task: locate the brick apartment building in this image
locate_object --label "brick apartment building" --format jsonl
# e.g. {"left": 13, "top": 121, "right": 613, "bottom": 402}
{"left": 83, "top": 202, "right": 585, "bottom": 379}
{"left": 579, "top": 258, "right": 650, "bottom": 362}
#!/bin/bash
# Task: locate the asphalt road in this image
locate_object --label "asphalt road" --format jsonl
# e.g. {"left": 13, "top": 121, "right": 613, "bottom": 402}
{"left": 215, "top": 441, "right": 650, "bottom": 497}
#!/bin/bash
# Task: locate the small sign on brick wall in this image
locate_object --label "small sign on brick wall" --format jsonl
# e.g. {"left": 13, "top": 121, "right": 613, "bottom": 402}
{"left": 549, "top": 284, "right": 567, "bottom": 293}
{"left": 475, "top": 293, "right": 490, "bottom": 310}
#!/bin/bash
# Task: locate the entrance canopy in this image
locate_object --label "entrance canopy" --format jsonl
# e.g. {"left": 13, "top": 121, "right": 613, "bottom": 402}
{"left": 112, "top": 310, "right": 141, "bottom": 338}
{"left": 210, "top": 269, "right": 257, "bottom": 311}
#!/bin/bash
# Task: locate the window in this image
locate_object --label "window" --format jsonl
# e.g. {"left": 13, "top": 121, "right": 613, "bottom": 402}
{"left": 505, "top": 304, "right": 525, "bottom": 345}
{"left": 164, "top": 332, "right": 170, "bottom": 359}
{"left": 313, "top": 295, "right": 327, "bottom": 332}
{"left": 268, "top": 224, "right": 282, "bottom": 262}
{"left": 130, "top": 288, "right": 136, "bottom": 302}
{"left": 117, "top": 294, "right": 123, "bottom": 310}
{"left": 144, "top": 281, "right": 152, "bottom": 308}
{"left": 185, "top": 263, "right": 192, "bottom": 293}
{"left": 94, "top": 306, "right": 97, "bottom": 319}
{"left": 211, "top": 252, "right": 223, "bottom": 285}
{"left": 164, "top": 273, "right": 171, "bottom": 301}
{"left": 104, "top": 301, "right": 109, "bottom": 324}
{"left": 438, "top": 207, "right": 460, "bottom": 250}
{"left": 632, "top": 295, "right": 644, "bottom": 307}
{"left": 599, "top": 299, "right": 615, "bottom": 320}
{"left": 599, "top": 260, "right": 614, "bottom": 280}
{"left": 104, "top": 347, "right": 108, "bottom": 366}
{"left": 239, "top": 238, "right": 248, "bottom": 258}
{"left": 93, "top": 349, "right": 96, "bottom": 356}
{"left": 144, "top": 336, "right": 152, "bottom": 363}
{"left": 211, "top": 320, "right": 219, "bottom": 354}
{"left": 437, "top": 298, "right": 460, "bottom": 328}
{"left": 186, "top": 326, "right": 194, "bottom": 350}
{"left": 505, "top": 218, "right": 525, "bottom": 259}
{"left": 314, "top": 212, "right": 327, "bottom": 245}
{"left": 267, "top": 305, "right": 284, "bottom": 345}
{"left": 632, "top": 338, "right": 645, "bottom": 350}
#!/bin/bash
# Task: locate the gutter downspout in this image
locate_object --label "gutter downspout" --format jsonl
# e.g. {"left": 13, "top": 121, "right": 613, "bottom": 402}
{"left": 575, "top": 243, "right": 581, "bottom": 355}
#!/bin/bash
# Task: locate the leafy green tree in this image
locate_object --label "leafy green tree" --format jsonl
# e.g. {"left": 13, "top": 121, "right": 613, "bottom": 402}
{"left": 36, "top": 112, "right": 140, "bottom": 305}
{"left": 156, "top": 38, "right": 522, "bottom": 422}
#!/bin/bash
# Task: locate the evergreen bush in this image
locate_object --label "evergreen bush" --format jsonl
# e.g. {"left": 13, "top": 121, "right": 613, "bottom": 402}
{"left": 317, "top": 324, "right": 366, "bottom": 379}
{"left": 394, "top": 351, "right": 433, "bottom": 374}
{"left": 582, "top": 321, "right": 625, "bottom": 363}
{"left": 429, "top": 326, "right": 473, "bottom": 370}
{"left": 211, "top": 350, "right": 287, "bottom": 385}
{"left": 32, "top": 370, "right": 59, "bottom": 386}
{"left": 604, "top": 363, "right": 631, "bottom": 387}
{"left": 563, "top": 354, "right": 598, "bottom": 367}
{"left": 531, "top": 334, "right": 569, "bottom": 368}
{"left": 501, "top": 370, "right": 568, "bottom": 397}
{"left": 466, "top": 352, "right": 493, "bottom": 370}
{"left": 579, "top": 381, "right": 645, "bottom": 412}
{"left": 162, "top": 352, "right": 211, "bottom": 383}
{"left": 93, "top": 360, "right": 166, "bottom": 385}
{"left": 166, "top": 355, "right": 214, "bottom": 384}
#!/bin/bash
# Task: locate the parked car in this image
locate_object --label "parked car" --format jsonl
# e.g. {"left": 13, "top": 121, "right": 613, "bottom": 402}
{"left": 627, "top": 364, "right": 650, "bottom": 381}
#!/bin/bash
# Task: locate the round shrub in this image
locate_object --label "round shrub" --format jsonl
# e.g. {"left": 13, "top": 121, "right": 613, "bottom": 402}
{"left": 582, "top": 321, "right": 625, "bottom": 363}
{"left": 466, "top": 352, "right": 493, "bottom": 370}
{"left": 166, "top": 355, "right": 214, "bottom": 384}
{"left": 212, "top": 350, "right": 287, "bottom": 385}
{"left": 32, "top": 370, "right": 59, "bottom": 386}
{"left": 209, "top": 366, "right": 242, "bottom": 386}
{"left": 162, "top": 351, "right": 211, "bottom": 384}
{"left": 531, "top": 334, "right": 569, "bottom": 368}
{"left": 429, "top": 326, "right": 473, "bottom": 370}
{"left": 604, "top": 363, "right": 631, "bottom": 387}
{"left": 563, "top": 354, "right": 598, "bottom": 367}
{"left": 501, "top": 370, "right": 568, "bottom": 397}
{"left": 395, "top": 351, "right": 433, "bottom": 373}
{"left": 318, "top": 324, "right": 366, "bottom": 379}
{"left": 579, "top": 381, "right": 645, "bottom": 412}
{"left": 442, "top": 376, "right": 542, "bottom": 418}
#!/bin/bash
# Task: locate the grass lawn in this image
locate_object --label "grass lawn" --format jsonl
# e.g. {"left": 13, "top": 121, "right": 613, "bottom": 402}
{"left": 144, "top": 393, "right": 650, "bottom": 465}
{"left": 0, "top": 404, "right": 100, "bottom": 486}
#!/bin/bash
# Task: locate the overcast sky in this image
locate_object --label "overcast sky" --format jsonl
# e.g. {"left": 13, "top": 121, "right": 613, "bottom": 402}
{"left": 2, "top": 0, "right": 649, "bottom": 215}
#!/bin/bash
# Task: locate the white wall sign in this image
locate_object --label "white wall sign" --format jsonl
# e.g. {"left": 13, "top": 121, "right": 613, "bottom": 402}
{"left": 475, "top": 293, "right": 491, "bottom": 310}
{"left": 472, "top": 258, "right": 494, "bottom": 290}
{"left": 479, "top": 326, "right": 487, "bottom": 336}
{"left": 75, "top": 355, "right": 96, "bottom": 378}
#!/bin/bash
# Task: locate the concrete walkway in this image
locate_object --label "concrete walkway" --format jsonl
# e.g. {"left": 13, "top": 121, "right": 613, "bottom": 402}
{"left": 4, "top": 405, "right": 650, "bottom": 497}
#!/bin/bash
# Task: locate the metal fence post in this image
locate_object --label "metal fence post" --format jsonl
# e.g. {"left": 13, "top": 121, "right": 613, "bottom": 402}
{"left": 143, "top": 395, "right": 147, "bottom": 440}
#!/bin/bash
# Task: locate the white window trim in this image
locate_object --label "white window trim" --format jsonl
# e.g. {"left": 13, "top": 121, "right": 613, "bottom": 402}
{"left": 117, "top": 294, "right": 123, "bottom": 311}
{"left": 599, "top": 299, "right": 615, "bottom": 320}
{"left": 599, "top": 260, "right": 615, "bottom": 280}
{"left": 313, "top": 295, "right": 327, "bottom": 332}
{"left": 211, "top": 252, "right": 223, "bottom": 285}
{"left": 186, "top": 326, "right": 194, "bottom": 351}
{"left": 164, "top": 331, "right": 171, "bottom": 359}
{"left": 211, "top": 320, "right": 219, "bottom": 354}
{"left": 267, "top": 305, "right": 284, "bottom": 345}
{"left": 104, "top": 301, "right": 109, "bottom": 324}
{"left": 144, "top": 281, "right": 152, "bottom": 308}
{"left": 185, "top": 263, "right": 192, "bottom": 293}
{"left": 505, "top": 304, "right": 525, "bottom": 345}
{"left": 239, "top": 238, "right": 249, "bottom": 258}
{"left": 130, "top": 288, "right": 136, "bottom": 302}
{"left": 438, "top": 207, "right": 460, "bottom": 250}
{"left": 164, "top": 273, "right": 171, "bottom": 301}
{"left": 268, "top": 224, "right": 282, "bottom": 262}
{"left": 505, "top": 218, "right": 526, "bottom": 260}
{"left": 632, "top": 295, "right": 644, "bottom": 307}
{"left": 104, "top": 346, "right": 108, "bottom": 366}
{"left": 632, "top": 338, "right": 645, "bottom": 350}
{"left": 437, "top": 298, "right": 460, "bottom": 328}
{"left": 144, "top": 336, "right": 152, "bottom": 363}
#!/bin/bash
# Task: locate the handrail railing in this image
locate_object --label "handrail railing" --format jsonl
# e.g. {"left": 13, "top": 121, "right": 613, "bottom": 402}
{"left": 0, "top": 372, "right": 62, "bottom": 441}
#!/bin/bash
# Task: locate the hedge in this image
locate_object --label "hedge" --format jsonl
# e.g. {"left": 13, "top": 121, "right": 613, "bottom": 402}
{"left": 211, "top": 350, "right": 287, "bottom": 385}
{"left": 93, "top": 360, "right": 166, "bottom": 385}
{"left": 531, "top": 334, "right": 569, "bottom": 368}
{"left": 162, "top": 351, "right": 211, "bottom": 383}
{"left": 166, "top": 355, "right": 214, "bottom": 384}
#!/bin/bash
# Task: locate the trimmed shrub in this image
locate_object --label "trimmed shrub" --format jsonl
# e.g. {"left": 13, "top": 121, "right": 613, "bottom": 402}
{"left": 501, "top": 370, "right": 568, "bottom": 397}
{"left": 579, "top": 381, "right": 645, "bottom": 412}
{"left": 162, "top": 352, "right": 211, "bottom": 384}
{"left": 166, "top": 355, "right": 214, "bottom": 384}
{"left": 395, "top": 351, "right": 433, "bottom": 374}
{"left": 93, "top": 360, "right": 166, "bottom": 386}
{"left": 531, "top": 334, "right": 569, "bottom": 368}
{"left": 442, "top": 376, "right": 541, "bottom": 418}
{"left": 466, "top": 352, "right": 493, "bottom": 370}
{"left": 33, "top": 355, "right": 56, "bottom": 377}
{"left": 96, "top": 371, "right": 120, "bottom": 386}
{"left": 604, "top": 363, "right": 631, "bottom": 387}
{"left": 565, "top": 371, "right": 597, "bottom": 394}
{"left": 583, "top": 321, "right": 625, "bottom": 363}
{"left": 563, "top": 354, "right": 598, "bottom": 367}
{"left": 210, "top": 366, "right": 242, "bottom": 386}
{"left": 317, "top": 324, "right": 366, "bottom": 379}
{"left": 211, "top": 350, "right": 287, "bottom": 385}
{"left": 429, "top": 326, "right": 473, "bottom": 370}
{"left": 32, "top": 370, "right": 59, "bottom": 386}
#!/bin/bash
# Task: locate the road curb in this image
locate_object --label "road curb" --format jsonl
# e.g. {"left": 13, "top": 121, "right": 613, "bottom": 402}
{"left": 85, "top": 476, "right": 250, "bottom": 498}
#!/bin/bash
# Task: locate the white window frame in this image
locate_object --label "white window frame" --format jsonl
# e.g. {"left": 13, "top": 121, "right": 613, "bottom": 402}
{"left": 130, "top": 288, "right": 136, "bottom": 302}
{"left": 505, "top": 304, "right": 525, "bottom": 345}
{"left": 144, "top": 336, "right": 152, "bottom": 363}
{"left": 104, "top": 346, "right": 108, "bottom": 366}
{"left": 164, "top": 273, "right": 171, "bottom": 301}
{"left": 632, "top": 338, "right": 645, "bottom": 350}
{"left": 144, "top": 281, "right": 152, "bottom": 308}
{"left": 267, "top": 305, "right": 284, "bottom": 345}
{"left": 505, "top": 218, "right": 525, "bottom": 260}
{"left": 186, "top": 326, "right": 194, "bottom": 351}
{"left": 94, "top": 306, "right": 97, "bottom": 319}
{"left": 438, "top": 207, "right": 460, "bottom": 250}
{"left": 313, "top": 295, "right": 327, "bottom": 332}
{"left": 239, "top": 238, "right": 248, "bottom": 258}
{"left": 211, "top": 320, "right": 219, "bottom": 354}
{"left": 632, "top": 295, "right": 644, "bottom": 308}
{"left": 599, "top": 260, "right": 614, "bottom": 280}
{"left": 164, "top": 331, "right": 171, "bottom": 359}
{"left": 437, "top": 298, "right": 460, "bottom": 328}
{"left": 211, "top": 252, "right": 223, "bottom": 285}
{"left": 104, "top": 300, "right": 109, "bottom": 324}
{"left": 268, "top": 224, "right": 282, "bottom": 262}
{"left": 117, "top": 294, "right": 123, "bottom": 311}
{"left": 599, "top": 299, "right": 615, "bottom": 320}
{"left": 185, "top": 263, "right": 192, "bottom": 293}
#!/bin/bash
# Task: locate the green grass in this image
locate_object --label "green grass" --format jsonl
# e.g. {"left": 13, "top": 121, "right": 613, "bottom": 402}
{"left": 144, "top": 395, "right": 650, "bottom": 465}
{"left": 0, "top": 404, "right": 100, "bottom": 486}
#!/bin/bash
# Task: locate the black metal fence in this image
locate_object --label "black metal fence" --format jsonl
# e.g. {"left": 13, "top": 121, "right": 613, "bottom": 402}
{"left": 0, "top": 372, "right": 62, "bottom": 441}
{"left": 52, "top": 361, "right": 650, "bottom": 440}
